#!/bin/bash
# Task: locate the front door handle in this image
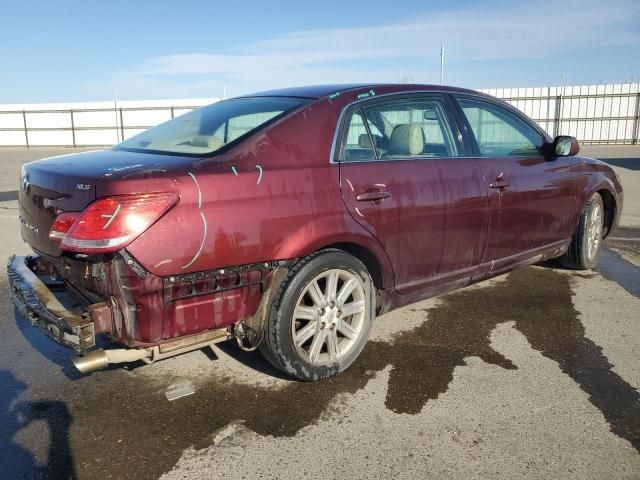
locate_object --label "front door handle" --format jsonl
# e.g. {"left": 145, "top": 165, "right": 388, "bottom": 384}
{"left": 356, "top": 191, "right": 391, "bottom": 203}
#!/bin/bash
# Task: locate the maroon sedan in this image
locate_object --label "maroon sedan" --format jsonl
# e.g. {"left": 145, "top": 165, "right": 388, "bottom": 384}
{"left": 8, "top": 84, "right": 623, "bottom": 380}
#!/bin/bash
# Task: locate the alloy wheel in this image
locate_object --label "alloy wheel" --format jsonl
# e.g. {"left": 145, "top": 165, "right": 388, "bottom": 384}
{"left": 587, "top": 202, "right": 603, "bottom": 260}
{"left": 291, "top": 268, "right": 366, "bottom": 365}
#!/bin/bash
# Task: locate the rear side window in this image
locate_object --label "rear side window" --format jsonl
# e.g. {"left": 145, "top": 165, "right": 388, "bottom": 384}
{"left": 115, "top": 96, "right": 308, "bottom": 155}
{"left": 339, "top": 96, "right": 460, "bottom": 162}
{"left": 457, "top": 98, "right": 543, "bottom": 157}
{"left": 341, "top": 111, "right": 385, "bottom": 162}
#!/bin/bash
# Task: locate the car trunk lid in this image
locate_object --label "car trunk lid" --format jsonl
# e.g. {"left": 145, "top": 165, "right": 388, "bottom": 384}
{"left": 18, "top": 149, "right": 186, "bottom": 257}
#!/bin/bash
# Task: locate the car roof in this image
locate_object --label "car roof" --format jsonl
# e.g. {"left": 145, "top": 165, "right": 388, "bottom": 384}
{"left": 239, "top": 84, "right": 481, "bottom": 100}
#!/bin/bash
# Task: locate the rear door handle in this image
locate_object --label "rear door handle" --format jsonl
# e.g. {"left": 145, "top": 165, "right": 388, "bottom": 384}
{"left": 489, "top": 173, "right": 510, "bottom": 190}
{"left": 356, "top": 191, "right": 391, "bottom": 203}
{"left": 489, "top": 181, "right": 510, "bottom": 189}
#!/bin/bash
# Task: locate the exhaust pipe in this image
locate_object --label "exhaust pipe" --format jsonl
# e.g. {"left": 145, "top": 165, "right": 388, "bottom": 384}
{"left": 72, "top": 327, "right": 231, "bottom": 373}
{"left": 72, "top": 348, "right": 151, "bottom": 373}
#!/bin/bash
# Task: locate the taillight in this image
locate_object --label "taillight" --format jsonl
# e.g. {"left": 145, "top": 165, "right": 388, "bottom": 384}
{"left": 49, "top": 212, "right": 81, "bottom": 242}
{"left": 58, "top": 192, "right": 178, "bottom": 253}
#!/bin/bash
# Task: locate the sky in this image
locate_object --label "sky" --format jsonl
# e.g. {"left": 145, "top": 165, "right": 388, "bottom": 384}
{"left": 0, "top": 0, "right": 639, "bottom": 103}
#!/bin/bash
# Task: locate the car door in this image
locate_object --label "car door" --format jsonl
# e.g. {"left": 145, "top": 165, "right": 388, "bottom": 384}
{"left": 336, "top": 94, "right": 489, "bottom": 295}
{"left": 452, "top": 95, "right": 577, "bottom": 272}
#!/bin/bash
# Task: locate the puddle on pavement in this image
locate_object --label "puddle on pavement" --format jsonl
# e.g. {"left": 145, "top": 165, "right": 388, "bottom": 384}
{"left": 2, "top": 266, "right": 639, "bottom": 480}
{"left": 421, "top": 267, "right": 640, "bottom": 454}
{"left": 506, "top": 269, "right": 640, "bottom": 452}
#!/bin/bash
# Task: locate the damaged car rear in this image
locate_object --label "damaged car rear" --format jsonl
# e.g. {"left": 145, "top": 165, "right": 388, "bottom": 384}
{"left": 10, "top": 94, "right": 312, "bottom": 375}
{"left": 8, "top": 84, "right": 622, "bottom": 381}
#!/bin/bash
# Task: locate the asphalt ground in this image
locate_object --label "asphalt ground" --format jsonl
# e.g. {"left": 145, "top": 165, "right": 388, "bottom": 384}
{"left": 0, "top": 146, "right": 638, "bottom": 479}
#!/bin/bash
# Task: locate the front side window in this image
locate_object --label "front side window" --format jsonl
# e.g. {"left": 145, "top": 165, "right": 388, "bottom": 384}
{"left": 115, "top": 96, "right": 308, "bottom": 155}
{"left": 339, "top": 96, "right": 459, "bottom": 162}
{"left": 457, "top": 98, "right": 543, "bottom": 157}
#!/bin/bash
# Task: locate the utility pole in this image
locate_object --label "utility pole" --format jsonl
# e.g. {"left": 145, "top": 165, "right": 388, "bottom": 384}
{"left": 114, "top": 88, "right": 120, "bottom": 143}
{"left": 440, "top": 44, "right": 445, "bottom": 85}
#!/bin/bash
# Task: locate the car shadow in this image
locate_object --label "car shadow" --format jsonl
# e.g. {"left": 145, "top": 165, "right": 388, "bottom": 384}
{"left": 213, "top": 340, "right": 295, "bottom": 381}
{"left": 0, "top": 370, "right": 76, "bottom": 479}
{"left": 539, "top": 244, "right": 640, "bottom": 298}
{"left": 0, "top": 190, "right": 18, "bottom": 202}
{"left": 600, "top": 157, "right": 640, "bottom": 171}
{"left": 13, "top": 307, "right": 86, "bottom": 380}
{"left": 13, "top": 305, "right": 132, "bottom": 380}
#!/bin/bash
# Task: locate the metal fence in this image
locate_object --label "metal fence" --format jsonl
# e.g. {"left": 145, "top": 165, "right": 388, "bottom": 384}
{"left": 0, "top": 99, "right": 214, "bottom": 148}
{"left": 480, "top": 83, "right": 640, "bottom": 145}
{"left": 1, "top": 83, "right": 639, "bottom": 147}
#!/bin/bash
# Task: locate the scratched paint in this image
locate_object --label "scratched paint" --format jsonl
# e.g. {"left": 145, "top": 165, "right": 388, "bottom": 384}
{"left": 181, "top": 212, "right": 207, "bottom": 270}
{"left": 187, "top": 173, "right": 202, "bottom": 208}
{"left": 107, "top": 163, "right": 145, "bottom": 172}
{"left": 345, "top": 178, "right": 354, "bottom": 191}
{"left": 231, "top": 166, "right": 238, "bottom": 176}
{"left": 101, "top": 203, "right": 121, "bottom": 230}
{"left": 181, "top": 173, "right": 207, "bottom": 270}
{"left": 154, "top": 259, "right": 173, "bottom": 268}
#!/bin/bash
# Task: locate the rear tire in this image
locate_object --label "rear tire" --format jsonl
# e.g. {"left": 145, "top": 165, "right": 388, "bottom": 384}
{"left": 259, "top": 250, "right": 374, "bottom": 381}
{"left": 560, "top": 192, "right": 604, "bottom": 270}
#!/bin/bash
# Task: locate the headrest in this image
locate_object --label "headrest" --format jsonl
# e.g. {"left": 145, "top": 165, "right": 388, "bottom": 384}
{"left": 358, "top": 134, "right": 374, "bottom": 148}
{"left": 358, "top": 133, "right": 387, "bottom": 150}
{"left": 388, "top": 124, "right": 424, "bottom": 156}
{"left": 190, "top": 135, "right": 224, "bottom": 149}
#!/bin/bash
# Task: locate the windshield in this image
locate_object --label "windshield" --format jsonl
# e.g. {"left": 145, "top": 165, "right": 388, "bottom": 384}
{"left": 114, "top": 96, "right": 308, "bottom": 155}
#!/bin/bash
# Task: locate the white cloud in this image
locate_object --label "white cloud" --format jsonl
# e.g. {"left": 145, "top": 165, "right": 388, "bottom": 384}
{"left": 113, "top": 0, "right": 639, "bottom": 97}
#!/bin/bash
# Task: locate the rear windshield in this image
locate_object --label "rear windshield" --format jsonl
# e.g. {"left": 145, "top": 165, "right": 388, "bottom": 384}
{"left": 114, "top": 96, "right": 308, "bottom": 155}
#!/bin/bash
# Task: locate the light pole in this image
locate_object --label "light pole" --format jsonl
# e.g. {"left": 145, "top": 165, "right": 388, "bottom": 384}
{"left": 440, "top": 44, "right": 445, "bottom": 85}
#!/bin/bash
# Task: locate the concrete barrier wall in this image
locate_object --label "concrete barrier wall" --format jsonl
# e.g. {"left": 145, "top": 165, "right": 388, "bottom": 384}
{"left": 1, "top": 82, "right": 639, "bottom": 147}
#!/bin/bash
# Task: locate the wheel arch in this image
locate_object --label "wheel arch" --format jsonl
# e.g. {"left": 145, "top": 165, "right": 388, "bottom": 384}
{"left": 322, "top": 241, "right": 386, "bottom": 290}
{"left": 576, "top": 169, "right": 620, "bottom": 240}
{"left": 275, "top": 215, "right": 395, "bottom": 290}
{"left": 597, "top": 188, "right": 617, "bottom": 238}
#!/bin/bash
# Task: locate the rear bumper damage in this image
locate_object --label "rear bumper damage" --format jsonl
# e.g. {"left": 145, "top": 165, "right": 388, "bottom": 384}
{"left": 7, "top": 255, "right": 233, "bottom": 372}
{"left": 8, "top": 255, "right": 96, "bottom": 350}
{"left": 7, "top": 254, "right": 290, "bottom": 373}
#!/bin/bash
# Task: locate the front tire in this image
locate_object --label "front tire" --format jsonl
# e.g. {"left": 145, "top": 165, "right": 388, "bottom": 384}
{"left": 560, "top": 192, "right": 604, "bottom": 270}
{"left": 260, "top": 250, "right": 374, "bottom": 381}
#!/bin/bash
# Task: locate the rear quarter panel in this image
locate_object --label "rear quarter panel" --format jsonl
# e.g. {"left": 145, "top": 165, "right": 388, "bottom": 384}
{"left": 124, "top": 99, "right": 394, "bottom": 287}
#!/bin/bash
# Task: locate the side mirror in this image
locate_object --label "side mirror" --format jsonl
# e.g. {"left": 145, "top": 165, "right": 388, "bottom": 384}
{"left": 552, "top": 135, "right": 580, "bottom": 157}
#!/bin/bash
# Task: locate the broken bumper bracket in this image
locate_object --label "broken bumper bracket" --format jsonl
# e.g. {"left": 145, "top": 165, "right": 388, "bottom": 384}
{"left": 7, "top": 255, "right": 95, "bottom": 351}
